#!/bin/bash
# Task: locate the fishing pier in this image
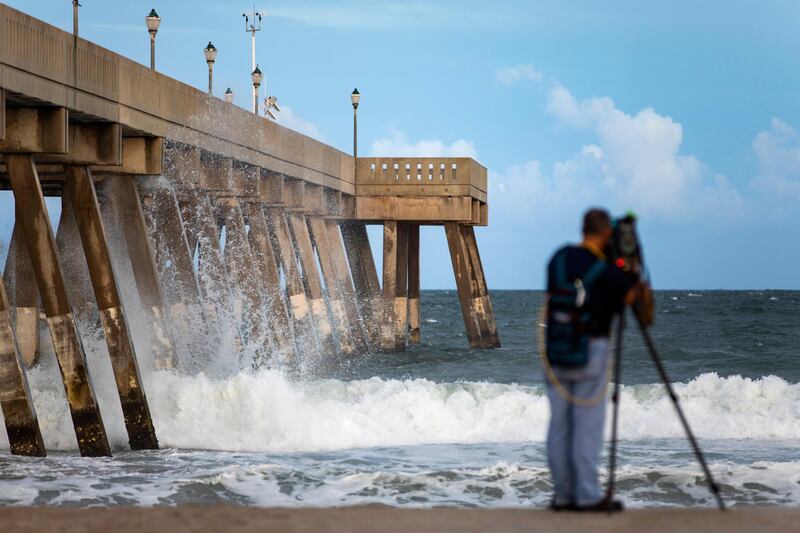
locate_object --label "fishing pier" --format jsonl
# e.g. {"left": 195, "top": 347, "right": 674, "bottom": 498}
{"left": 0, "top": 4, "right": 499, "bottom": 457}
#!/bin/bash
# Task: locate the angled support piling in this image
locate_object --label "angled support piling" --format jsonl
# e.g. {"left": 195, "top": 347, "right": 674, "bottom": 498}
{"left": 308, "top": 216, "right": 355, "bottom": 355}
{"left": 265, "top": 207, "right": 320, "bottom": 358}
{"left": 287, "top": 212, "right": 337, "bottom": 356}
{"left": 2, "top": 223, "right": 41, "bottom": 367}
{"left": 64, "top": 166, "right": 159, "bottom": 450}
{"left": 324, "top": 219, "right": 369, "bottom": 352}
{"left": 0, "top": 278, "right": 46, "bottom": 456}
{"left": 138, "top": 182, "right": 207, "bottom": 368}
{"left": 217, "top": 198, "right": 273, "bottom": 360}
{"left": 341, "top": 222, "right": 382, "bottom": 349}
{"left": 445, "top": 222, "right": 500, "bottom": 349}
{"left": 55, "top": 192, "right": 96, "bottom": 319}
{"left": 243, "top": 203, "right": 298, "bottom": 360}
{"left": 178, "top": 192, "right": 232, "bottom": 325}
{"left": 382, "top": 222, "right": 410, "bottom": 351}
{"left": 461, "top": 225, "right": 500, "bottom": 348}
{"left": 408, "top": 224, "right": 421, "bottom": 344}
{"left": 5, "top": 154, "right": 111, "bottom": 457}
{"left": 103, "top": 177, "right": 178, "bottom": 370}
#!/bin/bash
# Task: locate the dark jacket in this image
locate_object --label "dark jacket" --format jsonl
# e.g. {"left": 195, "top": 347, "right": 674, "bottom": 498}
{"left": 546, "top": 245, "right": 634, "bottom": 337}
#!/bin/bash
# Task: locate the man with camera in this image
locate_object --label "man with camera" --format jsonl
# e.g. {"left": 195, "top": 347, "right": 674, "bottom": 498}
{"left": 542, "top": 208, "right": 647, "bottom": 512}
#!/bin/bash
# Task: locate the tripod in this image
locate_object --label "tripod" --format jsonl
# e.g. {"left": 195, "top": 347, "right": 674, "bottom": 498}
{"left": 605, "top": 305, "right": 727, "bottom": 511}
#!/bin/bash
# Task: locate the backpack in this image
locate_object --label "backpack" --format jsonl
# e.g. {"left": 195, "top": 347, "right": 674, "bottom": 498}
{"left": 545, "top": 248, "right": 607, "bottom": 367}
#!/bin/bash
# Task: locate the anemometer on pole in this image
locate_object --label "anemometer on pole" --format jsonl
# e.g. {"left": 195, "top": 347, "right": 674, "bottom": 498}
{"left": 242, "top": 5, "right": 279, "bottom": 119}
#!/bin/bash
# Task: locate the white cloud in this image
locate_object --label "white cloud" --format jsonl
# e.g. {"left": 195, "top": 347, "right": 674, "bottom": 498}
{"left": 495, "top": 64, "right": 543, "bottom": 86}
{"left": 752, "top": 117, "right": 800, "bottom": 199}
{"left": 369, "top": 128, "right": 477, "bottom": 158}
{"left": 275, "top": 105, "right": 326, "bottom": 143}
{"left": 490, "top": 84, "right": 744, "bottom": 226}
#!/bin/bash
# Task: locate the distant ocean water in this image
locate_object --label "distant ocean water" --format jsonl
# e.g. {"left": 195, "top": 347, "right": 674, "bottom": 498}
{"left": 1, "top": 290, "right": 798, "bottom": 508}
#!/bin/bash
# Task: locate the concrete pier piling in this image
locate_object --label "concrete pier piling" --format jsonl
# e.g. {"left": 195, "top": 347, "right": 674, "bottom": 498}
{"left": 5, "top": 155, "right": 111, "bottom": 457}
{"left": 0, "top": 3, "right": 501, "bottom": 455}
{"left": 341, "top": 222, "right": 383, "bottom": 349}
{"left": 287, "top": 211, "right": 337, "bottom": 356}
{"left": 308, "top": 215, "right": 356, "bottom": 355}
{"left": 407, "top": 224, "right": 421, "bottom": 345}
{"left": 3, "top": 224, "right": 41, "bottom": 368}
{"left": 0, "top": 277, "right": 46, "bottom": 456}
{"left": 105, "top": 177, "right": 178, "bottom": 370}
{"left": 266, "top": 207, "right": 322, "bottom": 358}
{"left": 64, "top": 166, "right": 159, "bottom": 450}
{"left": 243, "top": 203, "right": 298, "bottom": 360}
{"left": 324, "top": 219, "right": 369, "bottom": 352}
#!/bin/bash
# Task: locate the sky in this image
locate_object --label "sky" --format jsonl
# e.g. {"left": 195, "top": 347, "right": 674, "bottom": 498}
{"left": 2, "top": 0, "right": 799, "bottom": 290}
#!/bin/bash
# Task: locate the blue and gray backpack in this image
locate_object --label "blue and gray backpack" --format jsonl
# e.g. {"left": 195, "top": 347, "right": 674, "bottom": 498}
{"left": 546, "top": 248, "right": 607, "bottom": 367}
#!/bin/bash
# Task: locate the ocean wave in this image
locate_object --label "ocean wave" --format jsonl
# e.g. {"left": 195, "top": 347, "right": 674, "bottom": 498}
{"left": 1, "top": 369, "right": 798, "bottom": 453}
{"left": 1, "top": 449, "right": 798, "bottom": 508}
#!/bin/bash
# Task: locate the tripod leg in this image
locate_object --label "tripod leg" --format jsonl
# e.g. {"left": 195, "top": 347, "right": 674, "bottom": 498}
{"left": 605, "top": 312, "right": 625, "bottom": 503}
{"left": 634, "top": 313, "right": 726, "bottom": 511}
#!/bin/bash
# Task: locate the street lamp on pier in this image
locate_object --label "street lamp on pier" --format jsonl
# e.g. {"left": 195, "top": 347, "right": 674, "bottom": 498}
{"left": 72, "top": 0, "right": 80, "bottom": 37}
{"left": 351, "top": 88, "right": 360, "bottom": 159}
{"left": 203, "top": 42, "right": 217, "bottom": 95}
{"left": 251, "top": 66, "right": 263, "bottom": 114}
{"left": 145, "top": 9, "right": 161, "bottom": 70}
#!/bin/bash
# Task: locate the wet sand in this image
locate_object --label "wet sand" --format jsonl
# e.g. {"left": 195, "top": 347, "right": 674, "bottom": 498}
{"left": 0, "top": 506, "right": 795, "bottom": 533}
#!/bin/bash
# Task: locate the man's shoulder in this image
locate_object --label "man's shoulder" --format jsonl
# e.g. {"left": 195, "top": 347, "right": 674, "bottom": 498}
{"left": 548, "top": 244, "right": 577, "bottom": 267}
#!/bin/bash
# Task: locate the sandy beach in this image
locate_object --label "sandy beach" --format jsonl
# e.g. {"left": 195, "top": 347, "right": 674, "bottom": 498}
{"left": 0, "top": 506, "right": 796, "bottom": 533}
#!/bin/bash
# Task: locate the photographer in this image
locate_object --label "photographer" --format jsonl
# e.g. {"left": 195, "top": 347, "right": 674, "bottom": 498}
{"left": 543, "top": 208, "right": 644, "bottom": 512}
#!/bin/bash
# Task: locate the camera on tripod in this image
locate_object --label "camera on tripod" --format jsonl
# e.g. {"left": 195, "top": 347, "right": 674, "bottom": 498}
{"left": 607, "top": 213, "right": 642, "bottom": 278}
{"left": 606, "top": 213, "right": 655, "bottom": 327}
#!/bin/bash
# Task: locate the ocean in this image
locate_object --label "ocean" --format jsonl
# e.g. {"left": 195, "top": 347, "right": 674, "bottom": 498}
{"left": 0, "top": 290, "right": 798, "bottom": 508}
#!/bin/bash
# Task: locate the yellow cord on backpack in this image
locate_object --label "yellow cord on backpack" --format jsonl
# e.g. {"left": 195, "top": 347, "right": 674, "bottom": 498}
{"left": 538, "top": 302, "right": 612, "bottom": 407}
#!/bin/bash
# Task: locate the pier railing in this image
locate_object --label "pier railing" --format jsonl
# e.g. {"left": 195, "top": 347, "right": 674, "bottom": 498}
{"left": 355, "top": 158, "right": 487, "bottom": 202}
{"left": 354, "top": 158, "right": 488, "bottom": 225}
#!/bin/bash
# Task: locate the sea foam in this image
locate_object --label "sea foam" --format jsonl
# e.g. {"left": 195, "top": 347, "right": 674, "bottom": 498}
{"left": 1, "top": 368, "right": 798, "bottom": 453}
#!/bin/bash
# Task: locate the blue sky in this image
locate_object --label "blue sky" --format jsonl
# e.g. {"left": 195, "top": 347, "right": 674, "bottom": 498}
{"left": 2, "top": 0, "right": 799, "bottom": 289}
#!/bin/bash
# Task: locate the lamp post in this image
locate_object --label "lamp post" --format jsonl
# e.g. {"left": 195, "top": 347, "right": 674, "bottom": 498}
{"left": 251, "top": 66, "right": 263, "bottom": 114}
{"left": 145, "top": 9, "right": 161, "bottom": 70}
{"left": 351, "top": 88, "right": 360, "bottom": 159}
{"left": 73, "top": 0, "right": 80, "bottom": 37}
{"left": 203, "top": 42, "right": 217, "bottom": 95}
{"left": 225, "top": 87, "right": 234, "bottom": 104}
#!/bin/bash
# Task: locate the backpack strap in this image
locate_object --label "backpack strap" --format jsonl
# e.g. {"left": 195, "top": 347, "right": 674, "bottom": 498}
{"left": 554, "top": 248, "right": 568, "bottom": 288}
{"left": 581, "top": 260, "right": 607, "bottom": 288}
